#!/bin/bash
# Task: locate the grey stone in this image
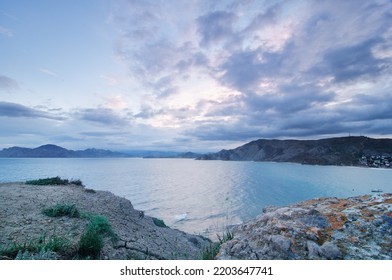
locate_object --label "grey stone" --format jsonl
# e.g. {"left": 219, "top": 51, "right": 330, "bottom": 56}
{"left": 270, "top": 235, "right": 292, "bottom": 252}
{"left": 320, "top": 242, "right": 342, "bottom": 260}
{"left": 307, "top": 241, "right": 320, "bottom": 259}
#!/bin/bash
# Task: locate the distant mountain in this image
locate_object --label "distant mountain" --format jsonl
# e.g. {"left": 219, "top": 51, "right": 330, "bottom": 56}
{"left": 143, "top": 151, "right": 202, "bottom": 159}
{"left": 197, "top": 136, "right": 392, "bottom": 166}
{"left": 0, "top": 144, "right": 129, "bottom": 158}
{"left": 0, "top": 144, "right": 202, "bottom": 159}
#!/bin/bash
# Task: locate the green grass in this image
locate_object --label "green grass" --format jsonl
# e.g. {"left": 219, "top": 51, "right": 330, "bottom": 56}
{"left": 152, "top": 217, "right": 168, "bottom": 228}
{"left": 201, "top": 230, "right": 234, "bottom": 260}
{"left": 77, "top": 214, "right": 117, "bottom": 259}
{"left": 78, "top": 228, "right": 104, "bottom": 258}
{"left": 42, "top": 203, "right": 80, "bottom": 218}
{"left": 0, "top": 235, "right": 71, "bottom": 260}
{"left": 26, "top": 176, "right": 83, "bottom": 186}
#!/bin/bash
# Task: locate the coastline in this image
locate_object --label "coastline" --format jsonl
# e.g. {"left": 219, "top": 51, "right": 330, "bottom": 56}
{"left": 0, "top": 182, "right": 211, "bottom": 260}
{"left": 1, "top": 181, "right": 391, "bottom": 260}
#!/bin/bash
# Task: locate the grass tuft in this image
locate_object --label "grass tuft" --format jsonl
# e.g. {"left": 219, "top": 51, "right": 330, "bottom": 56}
{"left": 0, "top": 235, "right": 71, "bottom": 260}
{"left": 26, "top": 176, "right": 83, "bottom": 186}
{"left": 152, "top": 217, "right": 168, "bottom": 228}
{"left": 78, "top": 228, "right": 103, "bottom": 258}
{"left": 77, "top": 214, "right": 117, "bottom": 259}
{"left": 201, "top": 230, "right": 234, "bottom": 260}
{"left": 26, "top": 176, "right": 69, "bottom": 185}
{"left": 42, "top": 203, "right": 80, "bottom": 218}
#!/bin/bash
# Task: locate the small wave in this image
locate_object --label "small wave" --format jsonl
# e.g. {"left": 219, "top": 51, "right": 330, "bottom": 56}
{"left": 175, "top": 213, "right": 187, "bottom": 221}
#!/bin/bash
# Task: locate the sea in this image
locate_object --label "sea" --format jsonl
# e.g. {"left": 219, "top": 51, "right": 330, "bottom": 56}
{"left": 1, "top": 158, "right": 391, "bottom": 238}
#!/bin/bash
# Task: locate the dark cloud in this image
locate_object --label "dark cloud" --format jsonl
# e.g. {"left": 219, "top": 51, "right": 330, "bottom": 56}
{"left": 149, "top": 75, "right": 179, "bottom": 98}
{"left": 197, "top": 10, "right": 237, "bottom": 47}
{"left": 338, "top": 93, "right": 392, "bottom": 122}
{"left": 108, "top": 0, "right": 392, "bottom": 149}
{"left": 0, "top": 102, "right": 64, "bottom": 120}
{"left": 243, "top": 4, "right": 280, "bottom": 33}
{"left": 175, "top": 51, "right": 209, "bottom": 72}
{"left": 75, "top": 108, "right": 130, "bottom": 126}
{"left": 318, "top": 38, "right": 389, "bottom": 83}
{"left": 186, "top": 121, "right": 265, "bottom": 141}
{"left": 134, "top": 105, "right": 164, "bottom": 119}
{"left": 0, "top": 75, "right": 19, "bottom": 91}
{"left": 244, "top": 84, "right": 335, "bottom": 115}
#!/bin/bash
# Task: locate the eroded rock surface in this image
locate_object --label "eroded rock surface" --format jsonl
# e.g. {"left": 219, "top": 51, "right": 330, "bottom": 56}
{"left": 217, "top": 194, "right": 392, "bottom": 260}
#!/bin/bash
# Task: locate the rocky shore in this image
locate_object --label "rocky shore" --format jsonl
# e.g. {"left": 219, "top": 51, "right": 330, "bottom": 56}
{"left": 1, "top": 182, "right": 391, "bottom": 260}
{"left": 0, "top": 182, "right": 210, "bottom": 260}
{"left": 217, "top": 193, "right": 392, "bottom": 260}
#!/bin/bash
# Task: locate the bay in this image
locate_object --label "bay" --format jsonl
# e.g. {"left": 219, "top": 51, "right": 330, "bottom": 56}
{"left": 1, "top": 158, "right": 391, "bottom": 238}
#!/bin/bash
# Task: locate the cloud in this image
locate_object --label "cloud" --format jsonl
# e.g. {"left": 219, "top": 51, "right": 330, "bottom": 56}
{"left": 75, "top": 107, "right": 130, "bottom": 126}
{"left": 0, "top": 75, "right": 19, "bottom": 91}
{"left": 16, "top": 0, "right": 386, "bottom": 151}
{"left": 38, "top": 68, "right": 58, "bottom": 77}
{"left": 0, "top": 26, "right": 13, "bottom": 37}
{"left": 0, "top": 102, "right": 64, "bottom": 120}
{"left": 196, "top": 10, "right": 237, "bottom": 47}
{"left": 315, "top": 38, "right": 390, "bottom": 83}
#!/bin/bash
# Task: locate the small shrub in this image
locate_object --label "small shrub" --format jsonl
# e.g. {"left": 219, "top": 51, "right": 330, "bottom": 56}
{"left": 152, "top": 217, "right": 168, "bottom": 228}
{"left": 42, "top": 204, "right": 80, "bottom": 218}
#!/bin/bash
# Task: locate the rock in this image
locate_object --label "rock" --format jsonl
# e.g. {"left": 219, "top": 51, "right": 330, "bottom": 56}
{"left": 307, "top": 241, "right": 320, "bottom": 259}
{"left": 270, "top": 235, "right": 291, "bottom": 252}
{"left": 319, "top": 241, "right": 342, "bottom": 260}
{"left": 217, "top": 193, "right": 392, "bottom": 260}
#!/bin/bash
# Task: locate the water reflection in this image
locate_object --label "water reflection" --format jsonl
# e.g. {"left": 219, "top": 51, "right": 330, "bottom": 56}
{"left": 1, "top": 158, "right": 391, "bottom": 238}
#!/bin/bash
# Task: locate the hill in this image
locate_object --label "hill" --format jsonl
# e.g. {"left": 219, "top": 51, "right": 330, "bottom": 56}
{"left": 197, "top": 136, "right": 392, "bottom": 166}
{"left": 0, "top": 144, "right": 128, "bottom": 158}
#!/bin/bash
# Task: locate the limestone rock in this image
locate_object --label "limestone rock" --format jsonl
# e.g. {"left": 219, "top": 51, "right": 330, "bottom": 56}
{"left": 217, "top": 194, "right": 392, "bottom": 260}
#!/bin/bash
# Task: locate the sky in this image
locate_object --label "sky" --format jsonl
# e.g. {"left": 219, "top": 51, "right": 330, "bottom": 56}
{"left": 1, "top": 0, "right": 392, "bottom": 152}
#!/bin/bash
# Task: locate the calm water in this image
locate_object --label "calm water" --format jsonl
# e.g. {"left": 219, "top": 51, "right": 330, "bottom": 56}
{"left": 1, "top": 158, "right": 391, "bottom": 237}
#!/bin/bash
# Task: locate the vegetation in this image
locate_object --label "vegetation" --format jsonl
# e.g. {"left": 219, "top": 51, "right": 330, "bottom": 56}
{"left": 26, "top": 176, "right": 83, "bottom": 186}
{"left": 78, "top": 214, "right": 117, "bottom": 259}
{"left": 152, "top": 217, "right": 168, "bottom": 228}
{"left": 78, "top": 228, "right": 103, "bottom": 258}
{"left": 202, "top": 230, "right": 233, "bottom": 260}
{"left": 42, "top": 203, "right": 80, "bottom": 218}
{"left": 0, "top": 235, "right": 71, "bottom": 260}
{"left": 0, "top": 201, "right": 117, "bottom": 260}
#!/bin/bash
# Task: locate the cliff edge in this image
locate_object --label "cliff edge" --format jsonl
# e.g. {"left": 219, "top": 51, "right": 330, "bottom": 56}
{"left": 217, "top": 193, "right": 392, "bottom": 260}
{"left": 0, "top": 183, "right": 210, "bottom": 260}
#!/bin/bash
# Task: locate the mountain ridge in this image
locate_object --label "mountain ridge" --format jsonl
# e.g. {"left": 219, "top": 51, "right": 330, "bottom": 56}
{"left": 0, "top": 144, "right": 129, "bottom": 158}
{"left": 0, "top": 144, "right": 202, "bottom": 158}
{"left": 197, "top": 136, "right": 392, "bottom": 166}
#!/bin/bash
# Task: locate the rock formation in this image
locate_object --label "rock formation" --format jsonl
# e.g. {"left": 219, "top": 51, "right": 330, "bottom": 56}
{"left": 217, "top": 193, "right": 392, "bottom": 260}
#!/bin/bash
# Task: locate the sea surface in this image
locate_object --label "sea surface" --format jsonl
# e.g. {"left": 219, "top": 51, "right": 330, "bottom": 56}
{"left": 1, "top": 158, "right": 391, "bottom": 238}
